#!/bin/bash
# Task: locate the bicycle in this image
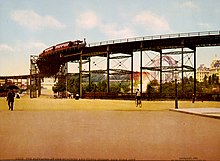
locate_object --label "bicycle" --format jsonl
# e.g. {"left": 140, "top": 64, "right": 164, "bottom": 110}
{"left": 135, "top": 98, "right": 142, "bottom": 108}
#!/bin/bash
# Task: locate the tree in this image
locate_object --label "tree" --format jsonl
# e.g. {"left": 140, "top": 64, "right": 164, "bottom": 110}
{"left": 189, "top": 76, "right": 194, "bottom": 83}
{"left": 150, "top": 79, "right": 159, "bottom": 86}
{"left": 52, "top": 81, "right": 66, "bottom": 93}
{"left": 183, "top": 77, "right": 189, "bottom": 84}
{"left": 110, "top": 82, "right": 130, "bottom": 94}
{"left": 147, "top": 84, "right": 152, "bottom": 95}
{"left": 162, "top": 82, "right": 174, "bottom": 94}
{"left": 212, "top": 74, "right": 215, "bottom": 85}
{"left": 211, "top": 74, "right": 219, "bottom": 85}
{"left": 204, "top": 75, "right": 208, "bottom": 87}
{"left": 97, "top": 81, "right": 107, "bottom": 92}
{"left": 216, "top": 76, "right": 219, "bottom": 85}
{"left": 208, "top": 76, "right": 212, "bottom": 85}
{"left": 67, "top": 77, "right": 79, "bottom": 94}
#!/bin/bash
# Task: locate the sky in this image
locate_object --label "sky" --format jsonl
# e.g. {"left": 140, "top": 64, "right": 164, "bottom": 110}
{"left": 0, "top": 0, "right": 220, "bottom": 76}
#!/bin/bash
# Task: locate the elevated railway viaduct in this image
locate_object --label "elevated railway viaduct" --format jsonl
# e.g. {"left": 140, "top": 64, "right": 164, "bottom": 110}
{"left": 8, "top": 31, "right": 220, "bottom": 98}
{"left": 0, "top": 75, "right": 30, "bottom": 89}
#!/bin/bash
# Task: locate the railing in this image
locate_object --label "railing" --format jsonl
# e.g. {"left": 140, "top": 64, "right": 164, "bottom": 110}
{"left": 87, "top": 30, "right": 220, "bottom": 47}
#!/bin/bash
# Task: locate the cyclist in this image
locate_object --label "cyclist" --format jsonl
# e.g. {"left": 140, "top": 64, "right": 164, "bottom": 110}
{"left": 136, "top": 89, "right": 141, "bottom": 107}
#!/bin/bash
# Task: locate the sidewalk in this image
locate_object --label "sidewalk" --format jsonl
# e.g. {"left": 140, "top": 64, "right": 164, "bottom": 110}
{"left": 170, "top": 107, "right": 220, "bottom": 119}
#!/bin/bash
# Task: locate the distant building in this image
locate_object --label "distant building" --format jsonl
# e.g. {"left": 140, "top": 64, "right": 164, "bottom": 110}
{"left": 197, "top": 56, "right": 220, "bottom": 82}
{"left": 196, "top": 64, "right": 210, "bottom": 82}
{"left": 209, "top": 58, "right": 220, "bottom": 78}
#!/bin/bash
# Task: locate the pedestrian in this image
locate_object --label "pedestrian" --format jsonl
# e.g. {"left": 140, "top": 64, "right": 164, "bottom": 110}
{"left": 75, "top": 93, "right": 79, "bottom": 100}
{"left": 7, "top": 89, "right": 15, "bottom": 111}
{"left": 192, "top": 93, "right": 195, "bottom": 103}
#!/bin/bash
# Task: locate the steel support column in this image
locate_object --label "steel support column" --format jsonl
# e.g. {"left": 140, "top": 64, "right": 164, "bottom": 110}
{"left": 175, "top": 76, "right": 178, "bottom": 109}
{"left": 38, "top": 75, "right": 41, "bottom": 97}
{"left": 88, "top": 56, "right": 91, "bottom": 92}
{"left": 131, "top": 52, "right": 134, "bottom": 94}
{"left": 79, "top": 51, "right": 83, "bottom": 98}
{"left": 159, "top": 50, "right": 162, "bottom": 93}
{"left": 20, "top": 78, "right": 22, "bottom": 86}
{"left": 181, "top": 47, "right": 184, "bottom": 98}
{"left": 30, "top": 55, "right": 39, "bottom": 98}
{"left": 29, "top": 74, "right": 32, "bottom": 98}
{"left": 27, "top": 77, "right": 29, "bottom": 94}
{"left": 107, "top": 47, "right": 110, "bottom": 93}
{"left": 194, "top": 47, "right": 197, "bottom": 100}
{"left": 140, "top": 49, "right": 143, "bottom": 93}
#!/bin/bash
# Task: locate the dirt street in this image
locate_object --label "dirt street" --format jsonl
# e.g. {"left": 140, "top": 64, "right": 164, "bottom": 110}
{"left": 0, "top": 98, "right": 220, "bottom": 160}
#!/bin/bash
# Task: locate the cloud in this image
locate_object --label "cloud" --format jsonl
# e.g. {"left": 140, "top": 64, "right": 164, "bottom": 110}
{"left": 215, "top": 9, "right": 220, "bottom": 14}
{"left": 76, "top": 11, "right": 135, "bottom": 39}
{"left": 25, "top": 42, "right": 48, "bottom": 53}
{"left": 15, "top": 42, "right": 48, "bottom": 57}
{"left": 0, "top": 44, "right": 14, "bottom": 53}
{"left": 76, "top": 11, "right": 101, "bottom": 29}
{"left": 197, "top": 22, "right": 213, "bottom": 30}
{"left": 11, "top": 10, "right": 66, "bottom": 30}
{"left": 76, "top": 10, "right": 172, "bottom": 40}
{"left": 101, "top": 23, "right": 135, "bottom": 39}
{"left": 0, "top": 41, "right": 47, "bottom": 56}
{"left": 133, "top": 11, "right": 171, "bottom": 34}
{"left": 0, "top": 41, "right": 48, "bottom": 75}
{"left": 181, "top": 1, "right": 198, "bottom": 9}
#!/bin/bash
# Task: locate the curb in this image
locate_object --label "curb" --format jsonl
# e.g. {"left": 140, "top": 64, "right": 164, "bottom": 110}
{"left": 169, "top": 109, "right": 220, "bottom": 119}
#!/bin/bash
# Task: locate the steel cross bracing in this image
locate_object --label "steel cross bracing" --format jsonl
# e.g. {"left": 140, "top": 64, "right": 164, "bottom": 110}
{"left": 78, "top": 51, "right": 133, "bottom": 94}
{"left": 141, "top": 47, "right": 195, "bottom": 95}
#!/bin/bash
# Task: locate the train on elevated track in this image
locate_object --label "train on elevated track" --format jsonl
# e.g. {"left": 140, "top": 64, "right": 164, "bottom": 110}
{"left": 36, "top": 39, "right": 86, "bottom": 76}
{"left": 38, "top": 39, "right": 86, "bottom": 58}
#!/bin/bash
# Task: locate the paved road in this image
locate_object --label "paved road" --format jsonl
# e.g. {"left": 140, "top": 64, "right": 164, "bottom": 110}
{"left": 0, "top": 110, "right": 220, "bottom": 160}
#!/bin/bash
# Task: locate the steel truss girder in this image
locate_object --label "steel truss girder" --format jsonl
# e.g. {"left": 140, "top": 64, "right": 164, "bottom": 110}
{"left": 110, "top": 55, "right": 131, "bottom": 59}
{"left": 142, "top": 65, "right": 194, "bottom": 72}
{"left": 82, "top": 69, "right": 132, "bottom": 75}
{"left": 162, "top": 50, "right": 194, "bottom": 55}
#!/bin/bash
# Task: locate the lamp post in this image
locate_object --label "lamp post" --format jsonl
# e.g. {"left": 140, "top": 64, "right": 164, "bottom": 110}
{"left": 174, "top": 69, "right": 178, "bottom": 109}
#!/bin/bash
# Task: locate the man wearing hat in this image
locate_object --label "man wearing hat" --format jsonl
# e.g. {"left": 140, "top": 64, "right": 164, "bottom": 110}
{"left": 7, "top": 89, "right": 15, "bottom": 111}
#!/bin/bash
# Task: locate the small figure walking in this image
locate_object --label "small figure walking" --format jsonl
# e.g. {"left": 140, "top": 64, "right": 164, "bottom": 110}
{"left": 192, "top": 93, "right": 195, "bottom": 103}
{"left": 75, "top": 93, "right": 79, "bottom": 100}
{"left": 7, "top": 89, "right": 15, "bottom": 111}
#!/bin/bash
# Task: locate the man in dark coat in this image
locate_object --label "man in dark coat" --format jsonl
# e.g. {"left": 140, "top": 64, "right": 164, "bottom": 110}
{"left": 7, "top": 89, "right": 15, "bottom": 111}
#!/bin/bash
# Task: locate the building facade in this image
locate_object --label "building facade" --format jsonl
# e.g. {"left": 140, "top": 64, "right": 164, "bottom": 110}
{"left": 197, "top": 57, "right": 220, "bottom": 82}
